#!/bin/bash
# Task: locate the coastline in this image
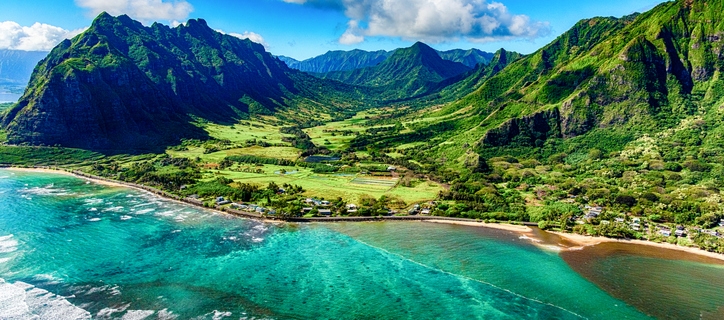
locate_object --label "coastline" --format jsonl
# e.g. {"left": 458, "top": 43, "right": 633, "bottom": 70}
{"left": 550, "top": 231, "right": 724, "bottom": 263}
{"left": 3, "top": 166, "right": 724, "bottom": 262}
{"left": 425, "top": 219, "right": 533, "bottom": 233}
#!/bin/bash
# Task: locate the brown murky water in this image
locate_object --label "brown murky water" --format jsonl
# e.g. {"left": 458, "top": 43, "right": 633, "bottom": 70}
{"left": 560, "top": 241, "right": 724, "bottom": 320}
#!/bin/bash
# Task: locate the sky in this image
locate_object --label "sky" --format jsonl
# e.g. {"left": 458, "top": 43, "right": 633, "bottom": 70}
{"left": 0, "top": 0, "right": 668, "bottom": 60}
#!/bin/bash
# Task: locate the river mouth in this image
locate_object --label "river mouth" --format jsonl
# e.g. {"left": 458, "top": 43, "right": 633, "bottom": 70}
{"left": 559, "top": 242, "right": 724, "bottom": 320}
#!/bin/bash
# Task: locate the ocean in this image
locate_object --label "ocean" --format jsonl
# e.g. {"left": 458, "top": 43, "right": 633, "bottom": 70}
{"left": 0, "top": 169, "right": 722, "bottom": 319}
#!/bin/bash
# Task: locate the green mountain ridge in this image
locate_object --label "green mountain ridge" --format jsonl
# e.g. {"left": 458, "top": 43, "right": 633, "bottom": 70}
{"left": 0, "top": 13, "right": 367, "bottom": 153}
{"left": 319, "top": 42, "right": 473, "bottom": 100}
{"left": 367, "top": 0, "right": 724, "bottom": 171}
{"left": 278, "top": 48, "right": 493, "bottom": 74}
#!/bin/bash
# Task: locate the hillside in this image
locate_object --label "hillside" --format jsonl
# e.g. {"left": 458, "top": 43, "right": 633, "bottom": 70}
{"left": 0, "top": 13, "right": 367, "bottom": 153}
{"left": 280, "top": 48, "right": 493, "bottom": 73}
{"left": 357, "top": 0, "right": 724, "bottom": 172}
{"left": 278, "top": 50, "right": 392, "bottom": 74}
{"left": 0, "top": 50, "right": 47, "bottom": 85}
{"left": 319, "top": 42, "right": 472, "bottom": 99}
{"left": 437, "top": 49, "right": 495, "bottom": 68}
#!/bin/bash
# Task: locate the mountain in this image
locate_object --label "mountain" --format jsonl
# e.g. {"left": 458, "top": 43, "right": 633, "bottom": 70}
{"left": 278, "top": 50, "right": 392, "bottom": 74}
{"left": 0, "top": 13, "right": 366, "bottom": 153}
{"left": 279, "top": 48, "right": 494, "bottom": 73}
{"left": 319, "top": 42, "right": 472, "bottom": 98}
{"left": 354, "top": 0, "right": 724, "bottom": 170}
{"left": 0, "top": 50, "right": 48, "bottom": 85}
{"left": 437, "top": 49, "right": 495, "bottom": 68}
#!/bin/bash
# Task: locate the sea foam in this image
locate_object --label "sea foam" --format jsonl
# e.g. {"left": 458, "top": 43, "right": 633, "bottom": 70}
{"left": 0, "top": 279, "right": 91, "bottom": 319}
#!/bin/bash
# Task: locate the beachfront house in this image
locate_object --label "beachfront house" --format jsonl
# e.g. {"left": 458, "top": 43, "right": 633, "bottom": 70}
{"left": 660, "top": 229, "right": 672, "bottom": 237}
{"left": 318, "top": 209, "right": 332, "bottom": 216}
{"left": 302, "top": 207, "right": 313, "bottom": 214}
{"left": 421, "top": 208, "right": 431, "bottom": 215}
{"left": 675, "top": 229, "right": 686, "bottom": 237}
{"left": 216, "top": 197, "right": 231, "bottom": 205}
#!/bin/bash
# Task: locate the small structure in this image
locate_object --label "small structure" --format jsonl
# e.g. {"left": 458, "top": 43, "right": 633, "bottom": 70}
{"left": 719, "top": 219, "right": 724, "bottom": 227}
{"left": 321, "top": 200, "right": 331, "bottom": 206}
{"left": 387, "top": 166, "right": 397, "bottom": 171}
{"left": 216, "top": 197, "right": 231, "bottom": 205}
{"left": 302, "top": 207, "right": 313, "bottom": 214}
{"left": 615, "top": 217, "right": 625, "bottom": 223}
{"left": 318, "top": 209, "right": 332, "bottom": 216}
{"left": 630, "top": 223, "right": 641, "bottom": 231}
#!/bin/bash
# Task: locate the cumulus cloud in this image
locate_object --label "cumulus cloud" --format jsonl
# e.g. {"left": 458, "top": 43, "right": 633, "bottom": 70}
{"left": 0, "top": 21, "right": 85, "bottom": 51}
{"left": 75, "top": 0, "right": 194, "bottom": 23}
{"left": 216, "top": 29, "right": 269, "bottom": 49}
{"left": 284, "top": 0, "right": 549, "bottom": 44}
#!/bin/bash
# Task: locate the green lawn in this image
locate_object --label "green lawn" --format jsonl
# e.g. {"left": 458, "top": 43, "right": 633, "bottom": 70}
{"left": 205, "top": 163, "right": 442, "bottom": 204}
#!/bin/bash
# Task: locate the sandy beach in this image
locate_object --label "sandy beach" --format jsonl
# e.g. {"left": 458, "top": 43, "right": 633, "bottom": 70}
{"left": 550, "top": 231, "right": 724, "bottom": 262}
{"left": 4, "top": 167, "right": 130, "bottom": 188}
{"left": 426, "top": 219, "right": 533, "bottom": 233}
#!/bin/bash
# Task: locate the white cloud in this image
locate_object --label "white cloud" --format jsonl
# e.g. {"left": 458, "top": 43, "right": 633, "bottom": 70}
{"left": 283, "top": 0, "right": 549, "bottom": 44}
{"left": 74, "top": 0, "right": 194, "bottom": 23}
{"left": 216, "top": 29, "right": 269, "bottom": 49}
{"left": 0, "top": 21, "right": 85, "bottom": 51}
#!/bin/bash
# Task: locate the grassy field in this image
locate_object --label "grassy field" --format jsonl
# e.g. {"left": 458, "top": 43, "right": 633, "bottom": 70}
{"left": 204, "top": 121, "right": 288, "bottom": 145}
{"left": 303, "top": 110, "right": 396, "bottom": 150}
{"left": 206, "top": 163, "right": 442, "bottom": 204}
{"left": 163, "top": 110, "right": 445, "bottom": 205}
{"left": 168, "top": 146, "right": 300, "bottom": 163}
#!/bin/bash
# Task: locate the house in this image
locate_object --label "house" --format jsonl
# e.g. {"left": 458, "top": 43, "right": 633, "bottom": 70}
{"left": 302, "top": 207, "right": 313, "bottom": 214}
{"left": 630, "top": 223, "right": 641, "bottom": 231}
{"left": 615, "top": 218, "right": 625, "bottom": 223}
{"left": 421, "top": 208, "right": 431, "bottom": 215}
{"left": 675, "top": 229, "right": 686, "bottom": 237}
{"left": 660, "top": 229, "right": 672, "bottom": 237}
{"left": 216, "top": 197, "right": 231, "bottom": 205}
{"left": 346, "top": 204, "right": 358, "bottom": 210}
{"left": 387, "top": 166, "right": 397, "bottom": 171}
{"left": 720, "top": 219, "right": 724, "bottom": 227}
{"left": 268, "top": 210, "right": 277, "bottom": 215}
{"left": 600, "top": 220, "right": 610, "bottom": 225}
{"left": 255, "top": 207, "right": 266, "bottom": 213}
{"left": 318, "top": 209, "right": 332, "bottom": 216}
{"left": 321, "top": 200, "right": 331, "bottom": 206}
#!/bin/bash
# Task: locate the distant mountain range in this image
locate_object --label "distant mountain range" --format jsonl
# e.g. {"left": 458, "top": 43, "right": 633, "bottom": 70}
{"left": 0, "top": 50, "right": 47, "bottom": 85}
{"left": 316, "top": 42, "right": 475, "bottom": 99}
{"left": 278, "top": 47, "right": 494, "bottom": 74}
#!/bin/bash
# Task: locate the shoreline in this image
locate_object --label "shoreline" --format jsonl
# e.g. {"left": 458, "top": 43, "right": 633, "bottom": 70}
{"left": 550, "top": 231, "right": 724, "bottom": 263}
{"left": 425, "top": 219, "right": 533, "bottom": 233}
{"left": 4, "top": 166, "right": 724, "bottom": 262}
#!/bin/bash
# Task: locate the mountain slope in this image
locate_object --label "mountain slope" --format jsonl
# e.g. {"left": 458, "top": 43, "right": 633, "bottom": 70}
{"left": 0, "top": 50, "right": 48, "bottom": 85}
{"left": 354, "top": 0, "right": 724, "bottom": 171}
{"left": 319, "top": 42, "right": 471, "bottom": 99}
{"left": 437, "top": 49, "right": 495, "bottom": 68}
{"left": 0, "top": 13, "right": 367, "bottom": 153}
{"left": 278, "top": 50, "right": 392, "bottom": 74}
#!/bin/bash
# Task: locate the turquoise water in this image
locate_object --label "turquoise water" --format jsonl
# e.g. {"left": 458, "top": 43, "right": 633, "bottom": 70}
{"left": 0, "top": 170, "right": 720, "bottom": 319}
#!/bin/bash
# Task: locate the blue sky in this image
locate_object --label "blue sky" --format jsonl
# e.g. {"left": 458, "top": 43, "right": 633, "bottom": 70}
{"left": 0, "top": 0, "right": 667, "bottom": 60}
